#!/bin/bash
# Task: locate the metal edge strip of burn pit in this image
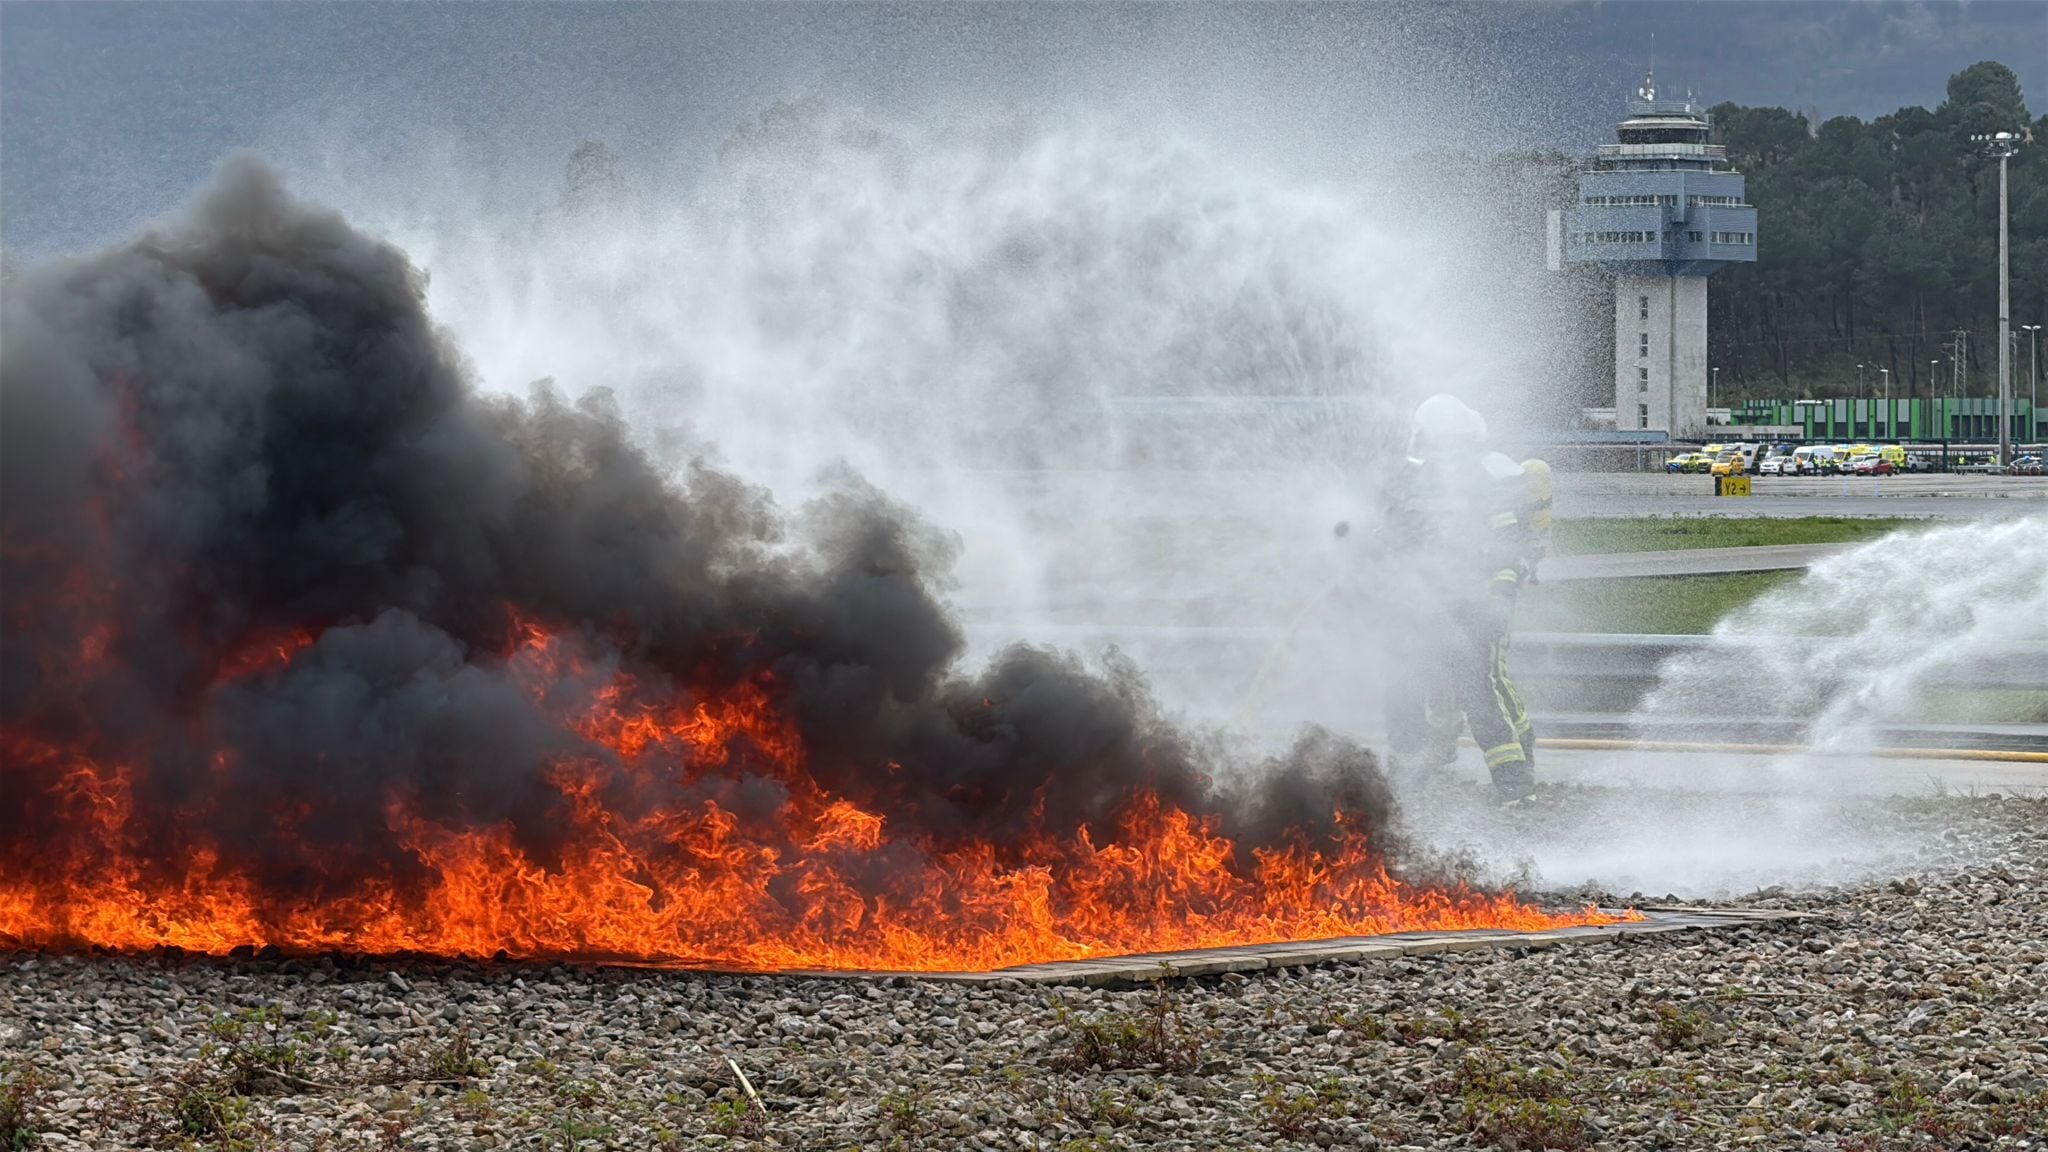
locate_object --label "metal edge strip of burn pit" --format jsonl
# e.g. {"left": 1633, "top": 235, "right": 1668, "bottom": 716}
{"left": 22, "top": 908, "right": 1810, "bottom": 986}
{"left": 784, "top": 906, "right": 1811, "bottom": 988}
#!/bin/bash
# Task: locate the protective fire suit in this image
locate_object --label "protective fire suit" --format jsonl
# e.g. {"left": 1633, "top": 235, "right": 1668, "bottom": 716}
{"left": 1379, "top": 409, "right": 1539, "bottom": 800}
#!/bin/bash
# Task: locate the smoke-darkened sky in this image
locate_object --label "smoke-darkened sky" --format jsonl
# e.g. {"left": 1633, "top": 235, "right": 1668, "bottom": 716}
{"left": 4, "top": 1, "right": 2042, "bottom": 255}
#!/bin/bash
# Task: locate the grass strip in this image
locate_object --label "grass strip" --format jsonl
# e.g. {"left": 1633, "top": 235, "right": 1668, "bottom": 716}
{"left": 1551, "top": 516, "right": 1920, "bottom": 556}
{"left": 1516, "top": 571, "right": 1802, "bottom": 635}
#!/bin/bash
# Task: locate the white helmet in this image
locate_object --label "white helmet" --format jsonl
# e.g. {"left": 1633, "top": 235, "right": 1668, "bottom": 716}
{"left": 1407, "top": 393, "right": 1487, "bottom": 462}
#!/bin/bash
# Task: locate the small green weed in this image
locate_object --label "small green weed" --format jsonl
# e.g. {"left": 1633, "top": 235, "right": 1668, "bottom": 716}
{"left": 553, "top": 1112, "right": 615, "bottom": 1146}
{"left": 709, "top": 1096, "right": 764, "bottom": 1138}
{"left": 879, "top": 1085, "right": 932, "bottom": 1139}
{"left": 396, "top": 1029, "right": 489, "bottom": 1083}
{"left": 1252, "top": 1072, "right": 1348, "bottom": 1137}
{"left": 558, "top": 1078, "right": 604, "bottom": 1110}
{"left": 1450, "top": 1051, "right": 1589, "bottom": 1150}
{"left": 166, "top": 1075, "right": 254, "bottom": 1141}
{"left": 1, "top": 1061, "right": 44, "bottom": 1152}
{"left": 1063, "top": 1089, "right": 1137, "bottom": 1128}
{"left": 205, "top": 1005, "right": 318, "bottom": 1093}
{"left": 1651, "top": 1003, "right": 1714, "bottom": 1051}
{"left": 1392, "top": 1008, "right": 1488, "bottom": 1045}
{"left": 453, "top": 1086, "right": 494, "bottom": 1121}
{"left": 1052, "top": 985, "right": 1205, "bottom": 1073}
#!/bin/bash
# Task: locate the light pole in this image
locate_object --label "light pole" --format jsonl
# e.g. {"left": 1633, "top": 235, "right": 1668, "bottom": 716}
{"left": 1854, "top": 362, "right": 1863, "bottom": 439}
{"left": 1879, "top": 367, "right": 1891, "bottom": 440}
{"left": 1933, "top": 360, "right": 1945, "bottom": 461}
{"left": 1710, "top": 367, "right": 1720, "bottom": 409}
{"left": 1973, "top": 130, "right": 2022, "bottom": 463}
{"left": 2025, "top": 324, "right": 2042, "bottom": 445}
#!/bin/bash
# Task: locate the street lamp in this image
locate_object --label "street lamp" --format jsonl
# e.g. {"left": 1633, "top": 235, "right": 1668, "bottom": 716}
{"left": 1973, "top": 129, "right": 2023, "bottom": 463}
{"left": 1879, "top": 367, "right": 1891, "bottom": 440}
{"left": 1933, "top": 360, "right": 1945, "bottom": 451}
{"left": 1856, "top": 363, "right": 1866, "bottom": 438}
{"left": 2025, "top": 324, "right": 2043, "bottom": 445}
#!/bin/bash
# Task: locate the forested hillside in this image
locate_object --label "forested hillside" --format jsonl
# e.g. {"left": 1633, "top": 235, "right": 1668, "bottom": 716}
{"left": 1707, "top": 62, "right": 2046, "bottom": 404}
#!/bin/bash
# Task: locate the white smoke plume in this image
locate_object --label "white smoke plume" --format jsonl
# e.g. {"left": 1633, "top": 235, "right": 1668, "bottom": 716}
{"left": 306, "top": 103, "right": 1571, "bottom": 740}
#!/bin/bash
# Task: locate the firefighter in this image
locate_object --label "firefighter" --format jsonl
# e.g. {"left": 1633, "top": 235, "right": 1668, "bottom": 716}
{"left": 1381, "top": 395, "right": 1537, "bottom": 802}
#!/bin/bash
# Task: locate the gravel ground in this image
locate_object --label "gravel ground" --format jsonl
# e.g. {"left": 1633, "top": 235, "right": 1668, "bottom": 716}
{"left": 3, "top": 787, "right": 2044, "bottom": 1152}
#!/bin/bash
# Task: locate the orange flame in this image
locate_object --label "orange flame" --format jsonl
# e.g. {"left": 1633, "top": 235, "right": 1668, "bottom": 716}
{"left": 0, "top": 620, "right": 1631, "bottom": 972}
{"left": 214, "top": 628, "right": 316, "bottom": 681}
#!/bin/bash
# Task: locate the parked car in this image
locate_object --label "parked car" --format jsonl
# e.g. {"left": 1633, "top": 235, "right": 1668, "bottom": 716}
{"left": 1850, "top": 454, "right": 1895, "bottom": 476}
{"left": 1755, "top": 445, "right": 1798, "bottom": 475}
{"left": 2009, "top": 454, "right": 2044, "bottom": 476}
{"left": 1710, "top": 452, "right": 1749, "bottom": 477}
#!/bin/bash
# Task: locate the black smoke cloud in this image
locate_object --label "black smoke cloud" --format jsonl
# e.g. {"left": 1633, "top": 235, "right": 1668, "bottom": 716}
{"left": 0, "top": 156, "right": 1394, "bottom": 899}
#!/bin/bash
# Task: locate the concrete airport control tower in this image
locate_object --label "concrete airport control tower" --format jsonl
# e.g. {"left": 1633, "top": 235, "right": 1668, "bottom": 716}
{"left": 1559, "top": 73, "right": 1757, "bottom": 438}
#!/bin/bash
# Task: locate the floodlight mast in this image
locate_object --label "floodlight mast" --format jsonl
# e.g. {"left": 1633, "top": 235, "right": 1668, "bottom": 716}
{"left": 1972, "top": 130, "right": 2022, "bottom": 464}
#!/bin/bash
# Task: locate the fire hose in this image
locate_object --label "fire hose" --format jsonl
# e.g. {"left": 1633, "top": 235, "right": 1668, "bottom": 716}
{"left": 1535, "top": 738, "right": 2048, "bottom": 765}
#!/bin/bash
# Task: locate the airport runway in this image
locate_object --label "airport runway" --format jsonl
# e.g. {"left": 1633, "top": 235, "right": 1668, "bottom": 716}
{"left": 1553, "top": 473, "right": 2048, "bottom": 519}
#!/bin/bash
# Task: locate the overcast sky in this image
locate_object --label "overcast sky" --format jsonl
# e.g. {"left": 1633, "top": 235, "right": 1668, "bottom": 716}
{"left": 5, "top": 1, "right": 2043, "bottom": 255}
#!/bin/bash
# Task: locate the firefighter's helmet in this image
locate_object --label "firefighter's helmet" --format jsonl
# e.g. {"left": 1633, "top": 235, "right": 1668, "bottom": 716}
{"left": 1407, "top": 393, "right": 1487, "bottom": 462}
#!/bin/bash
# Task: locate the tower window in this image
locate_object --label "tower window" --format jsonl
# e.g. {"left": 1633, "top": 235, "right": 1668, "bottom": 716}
{"left": 1638, "top": 366, "right": 1650, "bottom": 389}
{"left": 1584, "top": 195, "right": 1683, "bottom": 208}
{"left": 1638, "top": 295, "right": 1649, "bottom": 321}
{"left": 1639, "top": 403, "right": 1650, "bottom": 426}
{"left": 1639, "top": 332, "right": 1650, "bottom": 358}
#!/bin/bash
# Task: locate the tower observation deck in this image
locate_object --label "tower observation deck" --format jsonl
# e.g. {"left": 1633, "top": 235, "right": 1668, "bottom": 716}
{"left": 1565, "top": 73, "right": 1757, "bottom": 437}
